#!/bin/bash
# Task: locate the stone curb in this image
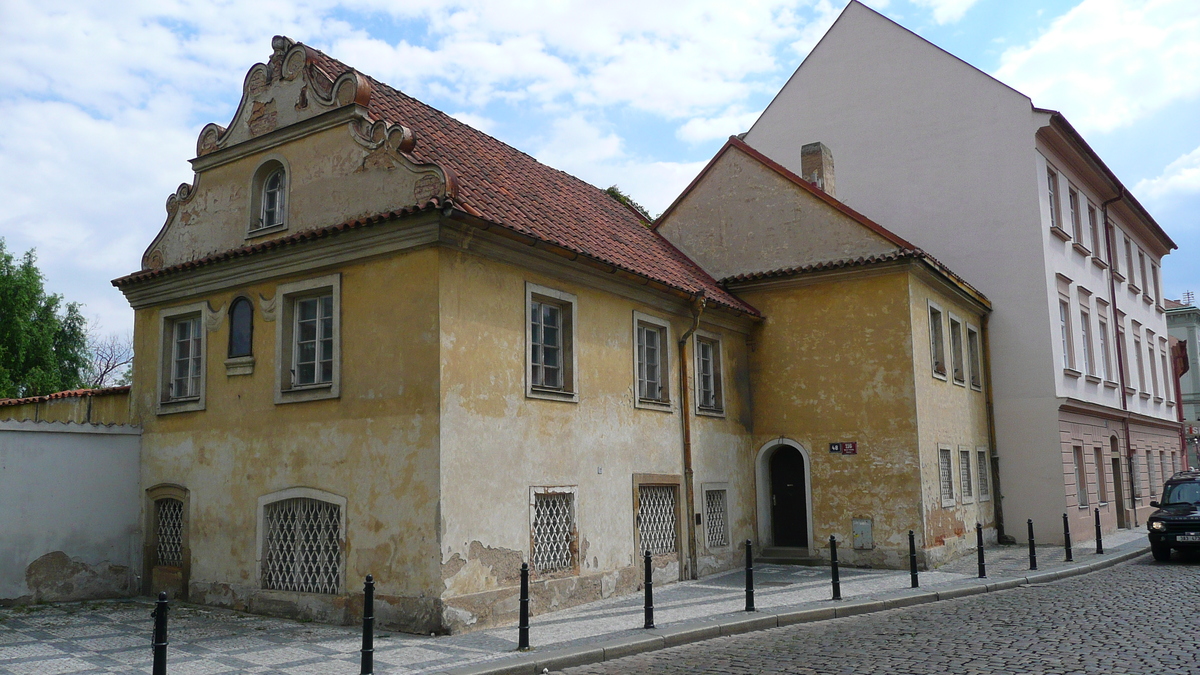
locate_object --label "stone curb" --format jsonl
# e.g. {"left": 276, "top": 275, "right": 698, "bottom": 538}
{"left": 434, "top": 544, "right": 1149, "bottom": 675}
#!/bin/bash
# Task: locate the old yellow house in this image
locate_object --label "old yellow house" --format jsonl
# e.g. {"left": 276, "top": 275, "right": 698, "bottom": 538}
{"left": 655, "top": 138, "right": 996, "bottom": 567}
{"left": 111, "top": 38, "right": 995, "bottom": 634}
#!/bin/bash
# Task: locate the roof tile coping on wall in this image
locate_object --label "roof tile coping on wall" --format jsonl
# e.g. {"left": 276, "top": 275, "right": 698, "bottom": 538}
{"left": 0, "top": 386, "right": 131, "bottom": 408}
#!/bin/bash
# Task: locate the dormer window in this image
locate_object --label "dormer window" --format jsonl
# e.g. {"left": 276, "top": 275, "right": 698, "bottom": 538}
{"left": 261, "top": 169, "right": 285, "bottom": 230}
{"left": 249, "top": 160, "right": 288, "bottom": 236}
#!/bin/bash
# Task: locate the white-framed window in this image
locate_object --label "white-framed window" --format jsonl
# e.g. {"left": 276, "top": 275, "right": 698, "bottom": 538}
{"left": 929, "top": 303, "right": 947, "bottom": 379}
{"left": 938, "top": 446, "right": 954, "bottom": 506}
{"left": 949, "top": 316, "right": 965, "bottom": 385}
{"left": 1152, "top": 264, "right": 1162, "bottom": 306}
{"left": 1134, "top": 329, "right": 1146, "bottom": 393}
{"left": 530, "top": 486, "right": 577, "bottom": 574}
{"left": 249, "top": 159, "right": 289, "bottom": 236}
{"left": 1161, "top": 340, "right": 1173, "bottom": 403}
{"left": 702, "top": 482, "right": 730, "bottom": 549}
{"left": 959, "top": 447, "right": 973, "bottom": 501}
{"left": 1125, "top": 238, "right": 1137, "bottom": 290}
{"left": 1097, "top": 311, "right": 1112, "bottom": 382}
{"left": 1074, "top": 445, "right": 1089, "bottom": 507}
{"left": 637, "top": 484, "right": 679, "bottom": 555}
{"left": 976, "top": 448, "right": 990, "bottom": 500}
{"left": 1087, "top": 203, "right": 1102, "bottom": 258}
{"left": 1068, "top": 187, "right": 1083, "bottom": 243}
{"left": 633, "top": 311, "right": 671, "bottom": 409}
{"left": 157, "top": 301, "right": 208, "bottom": 414}
{"left": 966, "top": 325, "right": 982, "bottom": 391}
{"left": 526, "top": 283, "right": 578, "bottom": 402}
{"left": 1046, "top": 166, "right": 1062, "bottom": 231}
{"left": 1109, "top": 223, "right": 1122, "bottom": 277}
{"left": 1138, "top": 249, "right": 1149, "bottom": 297}
{"left": 1059, "top": 298, "right": 1076, "bottom": 372}
{"left": 1147, "top": 330, "right": 1159, "bottom": 398}
{"left": 275, "top": 274, "right": 341, "bottom": 404}
{"left": 694, "top": 331, "right": 724, "bottom": 415}
{"left": 257, "top": 488, "right": 346, "bottom": 595}
{"left": 1094, "top": 447, "right": 1108, "bottom": 503}
{"left": 1080, "top": 307, "right": 1095, "bottom": 377}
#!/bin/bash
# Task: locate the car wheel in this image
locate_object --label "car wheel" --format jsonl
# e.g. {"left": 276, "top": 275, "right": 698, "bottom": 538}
{"left": 1151, "top": 542, "right": 1171, "bottom": 561}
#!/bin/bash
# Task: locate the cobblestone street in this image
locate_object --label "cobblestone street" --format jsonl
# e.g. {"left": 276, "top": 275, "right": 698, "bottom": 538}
{"left": 560, "top": 553, "right": 1200, "bottom": 675}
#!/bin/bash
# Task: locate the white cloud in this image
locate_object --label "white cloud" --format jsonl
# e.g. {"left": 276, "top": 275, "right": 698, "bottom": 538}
{"left": 1136, "top": 144, "right": 1200, "bottom": 201}
{"left": 908, "top": 0, "right": 980, "bottom": 24}
{"left": 676, "top": 107, "right": 764, "bottom": 144}
{"left": 994, "top": 0, "right": 1200, "bottom": 134}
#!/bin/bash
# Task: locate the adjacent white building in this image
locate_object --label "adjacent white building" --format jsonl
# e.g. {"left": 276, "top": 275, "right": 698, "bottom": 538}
{"left": 743, "top": 0, "right": 1180, "bottom": 543}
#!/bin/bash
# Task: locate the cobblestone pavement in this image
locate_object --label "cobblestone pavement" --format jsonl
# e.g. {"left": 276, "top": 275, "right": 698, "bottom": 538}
{"left": 0, "top": 530, "right": 1148, "bottom": 674}
{"left": 559, "top": 552, "right": 1200, "bottom": 675}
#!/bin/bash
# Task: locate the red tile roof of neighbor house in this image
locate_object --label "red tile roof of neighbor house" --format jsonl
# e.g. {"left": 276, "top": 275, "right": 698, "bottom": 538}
{"left": 114, "top": 42, "right": 758, "bottom": 317}
{"left": 0, "top": 386, "right": 130, "bottom": 407}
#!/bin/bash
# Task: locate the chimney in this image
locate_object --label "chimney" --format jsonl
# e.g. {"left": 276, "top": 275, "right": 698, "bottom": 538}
{"left": 801, "top": 142, "right": 836, "bottom": 198}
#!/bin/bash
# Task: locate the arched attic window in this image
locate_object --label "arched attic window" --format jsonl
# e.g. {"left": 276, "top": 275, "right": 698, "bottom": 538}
{"left": 228, "top": 297, "right": 253, "bottom": 358}
{"left": 250, "top": 161, "right": 288, "bottom": 234}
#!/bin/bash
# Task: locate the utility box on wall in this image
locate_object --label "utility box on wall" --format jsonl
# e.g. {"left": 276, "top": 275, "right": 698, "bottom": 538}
{"left": 852, "top": 517, "right": 874, "bottom": 550}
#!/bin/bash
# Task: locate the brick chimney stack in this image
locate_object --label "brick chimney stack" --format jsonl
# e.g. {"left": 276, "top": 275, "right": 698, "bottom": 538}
{"left": 801, "top": 142, "right": 836, "bottom": 198}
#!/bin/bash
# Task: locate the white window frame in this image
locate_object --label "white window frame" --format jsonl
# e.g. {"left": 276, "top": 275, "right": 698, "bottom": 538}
{"left": 1059, "top": 296, "right": 1077, "bottom": 374}
{"left": 1147, "top": 329, "right": 1160, "bottom": 399}
{"left": 1161, "top": 339, "right": 1173, "bottom": 403}
{"left": 966, "top": 324, "right": 982, "bottom": 391}
{"left": 958, "top": 446, "right": 974, "bottom": 503}
{"left": 1074, "top": 445, "right": 1089, "bottom": 508}
{"left": 1087, "top": 203, "right": 1102, "bottom": 260}
{"left": 1068, "top": 186, "right": 1084, "bottom": 244}
{"left": 1046, "top": 165, "right": 1063, "bottom": 233}
{"left": 255, "top": 486, "right": 347, "bottom": 591}
{"left": 976, "top": 447, "right": 991, "bottom": 501}
{"left": 528, "top": 485, "right": 578, "bottom": 575}
{"left": 693, "top": 329, "right": 725, "bottom": 416}
{"left": 1080, "top": 305, "right": 1095, "bottom": 378}
{"left": 248, "top": 157, "right": 290, "bottom": 237}
{"left": 275, "top": 274, "right": 341, "bottom": 404}
{"left": 633, "top": 310, "right": 672, "bottom": 411}
{"left": 701, "top": 481, "right": 731, "bottom": 550}
{"left": 928, "top": 301, "right": 947, "bottom": 381}
{"left": 938, "top": 445, "right": 955, "bottom": 507}
{"left": 1125, "top": 238, "right": 1137, "bottom": 291}
{"left": 1096, "top": 301, "right": 1113, "bottom": 384}
{"left": 948, "top": 314, "right": 966, "bottom": 386}
{"left": 157, "top": 301, "right": 208, "bottom": 415}
{"left": 525, "top": 283, "right": 578, "bottom": 403}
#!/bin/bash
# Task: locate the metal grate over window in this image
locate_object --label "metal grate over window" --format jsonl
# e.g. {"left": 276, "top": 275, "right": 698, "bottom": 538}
{"left": 977, "top": 450, "right": 990, "bottom": 498}
{"left": 704, "top": 489, "right": 728, "bottom": 548}
{"left": 638, "top": 485, "right": 678, "bottom": 555}
{"left": 155, "top": 499, "right": 184, "bottom": 567}
{"left": 532, "top": 492, "right": 575, "bottom": 572}
{"left": 959, "top": 449, "right": 973, "bottom": 498}
{"left": 938, "top": 449, "right": 954, "bottom": 502}
{"left": 262, "top": 498, "right": 342, "bottom": 594}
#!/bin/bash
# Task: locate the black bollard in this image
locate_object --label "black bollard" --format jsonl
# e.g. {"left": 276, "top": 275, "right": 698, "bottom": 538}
{"left": 829, "top": 535, "right": 842, "bottom": 601}
{"left": 643, "top": 550, "right": 655, "bottom": 629}
{"left": 361, "top": 575, "right": 374, "bottom": 674}
{"left": 151, "top": 591, "right": 168, "bottom": 675}
{"left": 744, "top": 540, "right": 755, "bottom": 612}
{"left": 518, "top": 563, "right": 530, "bottom": 650}
{"left": 1095, "top": 507, "right": 1104, "bottom": 554}
{"left": 1063, "top": 513, "right": 1073, "bottom": 562}
{"left": 1027, "top": 519, "right": 1037, "bottom": 570}
{"left": 976, "top": 523, "right": 986, "bottom": 579}
{"left": 908, "top": 530, "right": 919, "bottom": 589}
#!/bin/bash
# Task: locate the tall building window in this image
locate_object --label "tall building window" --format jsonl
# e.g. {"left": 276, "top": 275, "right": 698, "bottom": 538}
{"left": 1098, "top": 318, "right": 1111, "bottom": 381}
{"left": 1074, "top": 446, "right": 1089, "bottom": 507}
{"left": 1046, "top": 167, "right": 1061, "bottom": 230}
{"left": 637, "top": 322, "right": 668, "bottom": 402}
{"left": 1068, "top": 187, "right": 1082, "bottom": 241}
{"left": 939, "top": 448, "right": 954, "bottom": 504}
{"left": 695, "top": 336, "right": 723, "bottom": 412}
{"left": 1088, "top": 204, "right": 1102, "bottom": 257}
{"left": 977, "top": 449, "right": 990, "bottom": 498}
{"left": 1139, "top": 249, "right": 1149, "bottom": 294}
{"left": 959, "top": 448, "right": 973, "bottom": 498}
{"left": 293, "top": 294, "right": 334, "bottom": 387}
{"left": 1134, "top": 332, "right": 1146, "bottom": 391}
{"left": 530, "top": 299, "right": 564, "bottom": 389}
{"left": 929, "top": 305, "right": 946, "bottom": 378}
{"left": 1080, "top": 308, "right": 1094, "bottom": 376}
{"left": 949, "top": 318, "right": 965, "bottom": 384}
{"left": 1059, "top": 299, "right": 1075, "bottom": 370}
{"left": 1161, "top": 342, "right": 1173, "bottom": 403}
{"left": 170, "top": 316, "right": 203, "bottom": 400}
{"left": 967, "top": 326, "right": 982, "bottom": 390}
{"left": 228, "top": 297, "right": 254, "bottom": 358}
{"left": 1094, "top": 447, "right": 1107, "bottom": 503}
{"left": 1147, "top": 332, "right": 1159, "bottom": 397}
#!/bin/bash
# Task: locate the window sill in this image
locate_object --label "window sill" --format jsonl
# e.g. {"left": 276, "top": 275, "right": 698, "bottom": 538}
{"left": 932, "top": 370, "right": 948, "bottom": 382}
{"left": 527, "top": 387, "right": 579, "bottom": 404}
{"left": 635, "top": 398, "right": 674, "bottom": 413}
{"left": 225, "top": 355, "right": 255, "bottom": 376}
{"left": 1072, "top": 242, "right": 1092, "bottom": 256}
{"left": 157, "top": 396, "right": 204, "bottom": 415}
{"left": 941, "top": 499, "right": 957, "bottom": 509}
{"left": 1078, "top": 504, "right": 1091, "bottom": 509}
{"left": 952, "top": 377, "right": 967, "bottom": 388}
{"left": 1154, "top": 396, "right": 1164, "bottom": 404}
{"left": 276, "top": 382, "right": 338, "bottom": 405}
{"left": 1050, "top": 226, "right": 1072, "bottom": 242}
{"left": 1156, "top": 305, "right": 1165, "bottom": 314}
{"left": 1091, "top": 257, "right": 1109, "bottom": 270}
{"left": 1139, "top": 392, "right": 1152, "bottom": 400}
{"left": 1063, "top": 368, "right": 1082, "bottom": 378}
{"left": 695, "top": 407, "right": 726, "bottom": 418}
{"left": 1143, "top": 295, "right": 1154, "bottom": 306}
{"left": 970, "top": 383, "right": 983, "bottom": 392}
{"left": 979, "top": 495, "right": 992, "bottom": 503}
{"left": 1166, "top": 400, "right": 1176, "bottom": 407}
{"left": 1103, "top": 380, "right": 1119, "bottom": 389}
{"left": 1129, "top": 285, "right": 1141, "bottom": 295}
{"left": 246, "top": 223, "right": 288, "bottom": 240}
{"left": 1125, "top": 386, "right": 1137, "bottom": 396}
{"left": 1085, "top": 374, "right": 1102, "bottom": 384}
{"left": 1112, "top": 271, "right": 1125, "bottom": 283}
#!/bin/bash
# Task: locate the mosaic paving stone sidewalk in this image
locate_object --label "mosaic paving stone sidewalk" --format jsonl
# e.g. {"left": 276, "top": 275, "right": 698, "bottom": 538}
{"left": 0, "top": 530, "right": 1148, "bottom": 675}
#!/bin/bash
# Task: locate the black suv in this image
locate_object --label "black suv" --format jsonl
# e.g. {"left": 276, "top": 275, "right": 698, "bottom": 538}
{"left": 1147, "top": 470, "right": 1200, "bottom": 561}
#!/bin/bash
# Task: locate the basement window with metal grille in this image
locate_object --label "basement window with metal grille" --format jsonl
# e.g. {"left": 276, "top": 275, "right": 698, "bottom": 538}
{"left": 262, "top": 497, "right": 342, "bottom": 594}
{"left": 155, "top": 498, "right": 184, "bottom": 567}
{"left": 704, "top": 489, "right": 729, "bottom": 548}
{"left": 532, "top": 490, "right": 575, "bottom": 573}
{"left": 638, "top": 485, "right": 678, "bottom": 555}
{"left": 938, "top": 447, "right": 954, "bottom": 506}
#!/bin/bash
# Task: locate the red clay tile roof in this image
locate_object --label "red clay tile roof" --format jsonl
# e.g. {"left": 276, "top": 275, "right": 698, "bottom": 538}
{"left": 0, "top": 386, "right": 131, "bottom": 408}
{"left": 116, "top": 41, "right": 757, "bottom": 316}
{"left": 1165, "top": 298, "right": 1189, "bottom": 310}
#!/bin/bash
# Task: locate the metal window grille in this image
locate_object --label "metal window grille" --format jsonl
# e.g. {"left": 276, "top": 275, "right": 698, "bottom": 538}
{"left": 171, "top": 317, "right": 202, "bottom": 399}
{"left": 293, "top": 295, "right": 334, "bottom": 386}
{"left": 155, "top": 499, "right": 184, "bottom": 567}
{"left": 638, "top": 485, "right": 678, "bottom": 555}
{"left": 532, "top": 492, "right": 575, "bottom": 572}
{"left": 938, "top": 449, "right": 953, "bottom": 501}
{"left": 262, "top": 498, "right": 341, "bottom": 594}
{"left": 638, "top": 324, "right": 663, "bottom": 401}
{"left": 959, "top": 450, "right": 973, "bottom": 498}
{"left": 977, "top": 451, "right": 990, "bottom": 498}
{"left": 704, "top": 489, "right": 728, "bottom": 548}
{"left": 530, "top": 300, "right": 563, "bottom": 389}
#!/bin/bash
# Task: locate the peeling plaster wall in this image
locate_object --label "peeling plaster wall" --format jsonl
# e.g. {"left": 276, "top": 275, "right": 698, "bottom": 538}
{"left": 434, "top": 248, "right": 754, "bottom": 632}
{"left": 0, "top": 421, "right": 140, "bottom": 603}
{"left": 133, "top": 248, "right": 443, "bottom": 632}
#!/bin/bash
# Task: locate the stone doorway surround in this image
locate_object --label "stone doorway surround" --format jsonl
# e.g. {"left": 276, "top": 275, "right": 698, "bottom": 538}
{"left": 754, "top": 438, "right": 813, "bottom": 552}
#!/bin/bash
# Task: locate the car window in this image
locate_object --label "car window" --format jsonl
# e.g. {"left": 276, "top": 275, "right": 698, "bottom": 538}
{"left": 1161, "top": 482, "right": 1200, "bottom": 504}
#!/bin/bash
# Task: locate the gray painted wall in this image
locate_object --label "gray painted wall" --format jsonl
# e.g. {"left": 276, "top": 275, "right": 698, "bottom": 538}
{"left": 0, "top": 420, "right": 141, "bottom": 602}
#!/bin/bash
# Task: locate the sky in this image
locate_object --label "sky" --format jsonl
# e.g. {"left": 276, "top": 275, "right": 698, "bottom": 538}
{"left": 1, "top": 0, "right": 1198, "bottom": 336}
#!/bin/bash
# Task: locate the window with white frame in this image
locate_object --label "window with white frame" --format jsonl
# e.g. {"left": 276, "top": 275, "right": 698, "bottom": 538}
{"left": 1109, "top": 224, "right": 1121, "bottom": 276}
{"left": 155, "top": 498, "right": 184, "bottom": 567}
{"left": 1068, "top": 187, "right": 1083, "bottom": 242}
{"left": 929, "top": 304, "right": 946, "bottom": 379}
{"left": 1074, "top": 446, "right": 1089, "bottom": 507}
{"left": 275, "top": 275, "right": 340, "bottom": 404}
{"left": 526, "top": 283, "right": 577, "bottom": 401}
{"left": 1094, "top": 447, "right": 1108, "bottom": 503}
{"left": 261, "top": 496, "right": 342, "bottom": 594}
{"left": 938, "top": 447, "right": 954, "bottom": 505}
{"left": 695, "top": 335, "right": 723, "bottom": 413}
{"left": 634, "top": 313, "right": 670, "bottom": 406}
{"left": 250, "top": 160, "right": 288, "bottom": 235}
{"left": 967, "top": 326, "right": 982, "bottom": 390}
{"left": 1125, "top": 239, "right": 1136, "bottom": 289}
{"left": 1151, "top": 264, "right": 1161, "bottom": 305}
{"left": 531, "top": 489, "right": 576, "bottom": 573}
{"left": 637, "top": 484, "right": 678, "bottom": 555}
{"left": 1046, "top": 167, "right": 1061, "bottom": 231}
{"left": 1059, "top": 299, "right": 1075, "bottom": 371}
{"left": 1080, "top": 306, "right": 1094, "bottom": 376}
{"left": 1147, "top": 331, "right": 1159, "bottom": 398}
{"left": 158, "top": 302, "right": 207, "bottom": 413}
{"left": 949, "top": 317, "right": 965, "bottom": 385}
{"left": 703, "top": 486, "right": 729, "bottom": 548}
{"left": 1133, "top": 329, "right": 1146, "bottom": 392}
{"left": 1097, "top": 311, "right": 1112, "bottom": 381}
{"left": 976, "top": 449, "right": 990, "bottom": 499}
{"left": 1088, "top": 203, "right": 1102, "bottom": 257}
{"left": 959, "top": 448, "right": 973, "bottom": 499}
{"left": 1139, "top": 249, "right": 1149, "bottom": 295}
{"left": 1161, "top": 340, "right": 1173, "bottom": 402}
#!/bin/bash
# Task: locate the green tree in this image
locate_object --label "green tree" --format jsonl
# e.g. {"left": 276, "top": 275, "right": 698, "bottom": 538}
{"left": 0, "top": 239, "right": 89, "bottom": 398}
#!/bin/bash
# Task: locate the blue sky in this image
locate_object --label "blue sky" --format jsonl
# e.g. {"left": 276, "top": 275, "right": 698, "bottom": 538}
{"left": 1, "top": 0, "right": 1197, "bottom": 335}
